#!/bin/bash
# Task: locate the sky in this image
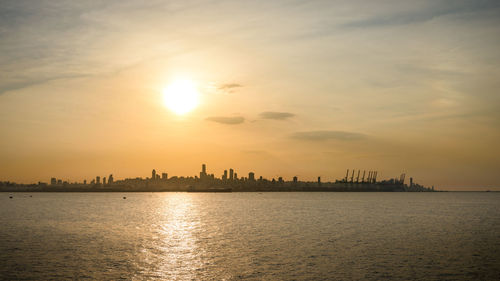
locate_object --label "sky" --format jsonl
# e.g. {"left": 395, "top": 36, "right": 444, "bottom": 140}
{"left": 1, "top": 0, "right": 499, "bottom": 190}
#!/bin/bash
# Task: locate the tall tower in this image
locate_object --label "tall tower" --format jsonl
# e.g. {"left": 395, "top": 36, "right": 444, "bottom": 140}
{"left": 229, "top": 169, "right": 234, "bottom": 180}
{"left": 152, "top": 169, "right": 156, "bottom": 180}
{"left": 223, "top": 170, "right": 228, "bottom": 180}
{"left": 249, "top": 172, "right": 255, "bottom": 181}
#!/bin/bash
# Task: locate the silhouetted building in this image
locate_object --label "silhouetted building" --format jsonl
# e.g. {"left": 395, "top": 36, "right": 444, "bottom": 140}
{"left": 108, "top": 174, "right": 113, "bottom": 184}
{"left": 84, "top": 179, "right": 87, "bottom": 185}
{"left": 152, "top": 169, "right": 156, "bottom": 180}
{"left": 223, "top": 170, "right": 228, "bottom": 180}
{"left": 161, "top": 173, "right": 168, "bottom": 180}
{"left": 103, "top": 177, "right": 107, "bottom": 185}
{"left": 50, "top": 178, "right": 56, "bottom": 185}
{"left": 248, "top": 172, "right": 255, "bottom": 181}
{"left": 293, "top": 176, "right": 298, "bottom": 183}
{"left": 318, "top": 176, "right": 321, "bottom": 186}
{"left": 96, "top": 176, "right": 101, "bottom": 185}
{"left": 234, "top": 173, "right": 238, "bottom": 180}
{"left": 229, "top": 169, "right": 234, "bottom": 180}
{"left": 57, "top": 179, "right": 62, "bottom": 185}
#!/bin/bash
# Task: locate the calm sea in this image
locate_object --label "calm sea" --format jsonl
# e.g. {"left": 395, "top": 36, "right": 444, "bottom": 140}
{"left": 1, "top": 192, "right": 499, "bottom": 280}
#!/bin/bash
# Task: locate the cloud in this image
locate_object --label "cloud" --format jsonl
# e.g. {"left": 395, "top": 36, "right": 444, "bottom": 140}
{"left": 341, "top": 1, "right": 500, "bottom": 29}
{"left": 205, "top": 116, "right": 245, "bottom": 125}
{"left": 217, "top": 83, "right": 242, "bottom": 93}
{"left": 259, "top": 111, "right": 295, "bottom": 120}
{"left": 291, "top": 130, "right": 367, "bottom": 141}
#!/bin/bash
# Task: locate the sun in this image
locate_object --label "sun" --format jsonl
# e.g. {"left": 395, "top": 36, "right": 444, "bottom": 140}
{"left": 162, "top": 79, "right": 200, "bottom": 115}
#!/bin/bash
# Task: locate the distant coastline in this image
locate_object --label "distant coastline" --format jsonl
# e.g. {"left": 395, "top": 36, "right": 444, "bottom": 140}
{"left": 1, "top": 165, "right": 435, "bottom": 192}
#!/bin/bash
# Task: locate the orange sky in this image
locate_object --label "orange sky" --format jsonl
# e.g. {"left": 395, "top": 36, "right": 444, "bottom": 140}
{"left": 1, "top": 1, "right": 500, "bottom": 190}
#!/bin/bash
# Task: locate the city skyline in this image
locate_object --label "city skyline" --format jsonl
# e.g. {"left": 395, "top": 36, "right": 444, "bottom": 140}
{"left": 2, "top": 163, "right": 432, "bottom": 192}
{"left": 44, "top": 164, "right": 390, "bottom": 186}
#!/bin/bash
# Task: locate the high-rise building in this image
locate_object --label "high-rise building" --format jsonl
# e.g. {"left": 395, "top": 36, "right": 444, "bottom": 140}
{"left": 317, "top": 176, "right": 321, "bottom": 186}
{"left": 103, "top": 177, "right": 107, "bottom": 185}
{"left": 108, "top": 174, "right": 113, "bottom": 184}
{"left": 162, "top": 173, "right": 168, "bottom": 180}
{"left": 96, "top": 176, "right": 101, "bottom": 184}
{"left": 84, "top": 179, "right": 87, "bottom": 185}
{"left": 229, "top": 169, "right": 234, "bottom": 180}
{"left": 293, "top": 176, "right": 298, "bottom": 183}
{"left": 50, "top": 178, "right": 57, "bottom": 185}
{"left": 152, "top": 169, "right": 156, "bottom": 180}
{"left": 57, "top": 179, "right": 62, "bottom": 185}
{"left": 223, "top": 170, "right": 228, "bottom": 180}
{"left": 202, "top": 164, "right": 206, "bottom": 175}
{"left": 248, "top": 172, "right": 255, "bottom": 181}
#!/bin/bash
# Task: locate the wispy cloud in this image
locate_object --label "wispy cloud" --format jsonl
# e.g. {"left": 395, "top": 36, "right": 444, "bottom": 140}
{"left": 259, "top": 111, "right": 295, "bottom": 120}
{"left": 217, "top": 83, "right": 242, "bottom": 93}
{"left": 291, "top": 130, "right": 367, "bottom": 141}
{"left": 205, "top": 116, "right": 245, "bottom": 125}
{"left": 341, "top": 0, "right": 500, "bottom": 29}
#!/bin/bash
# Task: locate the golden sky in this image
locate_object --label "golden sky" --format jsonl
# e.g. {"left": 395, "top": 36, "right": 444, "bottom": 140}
{"left": 1, "top": 0, "right": 500, "bottom": 189}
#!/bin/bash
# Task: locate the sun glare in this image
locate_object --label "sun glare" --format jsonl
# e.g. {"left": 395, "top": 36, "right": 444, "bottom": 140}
{"left": 162, "top": 79, "right": 200, "bottom": 115}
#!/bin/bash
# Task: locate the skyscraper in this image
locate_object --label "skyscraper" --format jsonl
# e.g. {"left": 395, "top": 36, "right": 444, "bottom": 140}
{"left": 248, "top": 172, "right": 255, "bottom": 181}
{"left": 152, "top": 169, "right": 156, "bottom": 180}
{"left": 229, "top": 169, "right": 234, "bottom": 180}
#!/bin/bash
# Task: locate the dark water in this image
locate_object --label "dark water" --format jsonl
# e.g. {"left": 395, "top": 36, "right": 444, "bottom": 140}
{"left": 1, "top": 192, "right": 499, "bottom": 280}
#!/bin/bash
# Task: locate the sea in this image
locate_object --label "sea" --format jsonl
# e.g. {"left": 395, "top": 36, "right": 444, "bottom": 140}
{"left": 1, "top": 192, "right": 499, "bottom": 280}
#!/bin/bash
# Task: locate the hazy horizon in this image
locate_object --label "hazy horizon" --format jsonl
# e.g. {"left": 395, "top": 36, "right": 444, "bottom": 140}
{"left": 1, "top": 0, "right": 500, "bottom": 190}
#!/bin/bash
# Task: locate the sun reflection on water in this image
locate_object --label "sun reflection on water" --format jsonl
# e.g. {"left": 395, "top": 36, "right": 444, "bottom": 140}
{"left": 133, "top": 193, "right": 204, "bottom": 280}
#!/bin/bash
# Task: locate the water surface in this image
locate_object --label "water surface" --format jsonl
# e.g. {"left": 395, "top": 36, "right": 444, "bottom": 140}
{"left": 1, "top": 192, "right": 499, "bottom": 280}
